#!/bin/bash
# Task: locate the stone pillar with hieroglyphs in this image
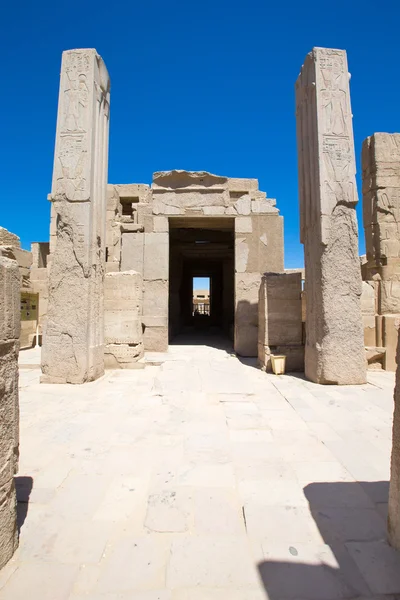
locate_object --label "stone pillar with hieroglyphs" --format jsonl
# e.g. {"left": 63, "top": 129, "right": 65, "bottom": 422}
{"left": 295, "top": 47, "right": 366, "bottom": 384}
{"left": 389, "top": 329, "right": 400, "bottom": 549}
{"left": 41, "top": 49, "right": 110, "bottom": 383}
{"left": 362, "top": 134, "right": 400, "bottom": 371}
{"left": 0, "top": 255, "right": 20, "bottom": 567}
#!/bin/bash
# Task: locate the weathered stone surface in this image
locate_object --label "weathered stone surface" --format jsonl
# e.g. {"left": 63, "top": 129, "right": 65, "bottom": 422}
{"left": 258, "top": 272, "right": 304, "bottom": 372}
{"left": 362, "top": 133, "right": 400, "bottom": 372}
{"left": 234, "top": 273, "right": 261, "bottom": 357}
{"left": 121, "top": 233, "right": 144, "bottom": 275}
{"left": 104, "top": 271, "right": 144, "bottom": 368}
{"left": 42, "top": 49, "right": 110, "bottom": 384}
{"left": 389, "top": 329, "right": 400, "bottom": 549}
{"left": 143, "top": 325, "right": 168, "bottom": 352}
{"left": 0, "top": 228, "right": 20, "bottom": 248}
{"left": 143, "top": 233, "right": 168, "bottom": 281}
{"left": 0, "top": 256, "right": 19, "bottom": 568}
{"left": 296, "top": 47, "right": 366, "bottom": 384}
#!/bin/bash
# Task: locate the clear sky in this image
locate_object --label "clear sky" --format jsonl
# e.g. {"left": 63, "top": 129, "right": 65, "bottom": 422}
{"left": 2, "top": 0, "right": 399, "bottom": 268}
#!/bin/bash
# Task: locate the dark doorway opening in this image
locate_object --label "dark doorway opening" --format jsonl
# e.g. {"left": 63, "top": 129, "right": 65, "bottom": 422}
{"left": 168, "top": 218, "right": 235, "bottom": 348}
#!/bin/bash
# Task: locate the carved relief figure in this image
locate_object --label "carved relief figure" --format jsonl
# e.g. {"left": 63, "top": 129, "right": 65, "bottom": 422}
{"left": 320, "top": 54, "right": 348, "bottom": 136}
{"left": 323, "top": 137, "right": 356, "bottom": 208}
{"left": 55, "top": 135, "right": 88, "bottom": 200}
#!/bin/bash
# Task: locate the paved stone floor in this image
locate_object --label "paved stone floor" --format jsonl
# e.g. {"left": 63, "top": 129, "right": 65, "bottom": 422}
{"left": 2, "top": 341, "right": 400, "bottom": 599}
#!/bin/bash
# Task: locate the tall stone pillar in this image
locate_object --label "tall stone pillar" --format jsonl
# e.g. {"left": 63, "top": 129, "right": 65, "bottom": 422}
{"left": 0, "top": 255, "right": 20, "bottom": 567}
{"left": 389, "top": 331, "right": 400, "bottom": 549}
{"left": 362, "top": 134, "right": 400, "bottom": 370}
{"left": 295, "top": 47, "right": 366, "bottom": 384}
{"left": 41, "top": 49, "right": 110, "bottom": 383}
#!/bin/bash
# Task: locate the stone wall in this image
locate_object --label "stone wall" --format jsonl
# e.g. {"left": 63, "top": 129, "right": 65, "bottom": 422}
{"left": 42, "top": 49, "right": 110, "bottom": 383}
{"left": 30, "top": 242, "right": 50, "bottom": 341}
{"left": 104, "top": 271, "right": 144, "bottom": 368}
{"left": 362, "top": 133, "right": 400, "bottom": 371}
{"left": 0, "top": 228, "right": 34, "bottom": 349}
{"left": 107, "top": 171, "right": 284, "bottom": 356}
{"left": 296, "top": 47, "right": 366, "bottom": 384}
{"left": 0, "top": 256, "right": 20, "bottom": 567}
{"left": 258, "top": 272, "right": 304, "bottom": 371}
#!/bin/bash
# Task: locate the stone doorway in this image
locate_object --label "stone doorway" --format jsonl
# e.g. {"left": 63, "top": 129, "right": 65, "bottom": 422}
{"left": 168, "top": 218, "right": 235, "bottom": 347}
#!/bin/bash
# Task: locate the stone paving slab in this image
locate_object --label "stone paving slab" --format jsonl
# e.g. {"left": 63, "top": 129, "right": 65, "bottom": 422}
{"left": 1, "top": 344, "right": 400, "bottom": 598}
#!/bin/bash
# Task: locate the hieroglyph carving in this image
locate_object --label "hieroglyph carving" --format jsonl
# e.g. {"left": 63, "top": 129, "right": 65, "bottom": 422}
{"left": 296, "top": 48, "right": 366, "bottom": 384}
{"left": 52, "top": 50, "right": 110, "bottom": 202}
{"left": 42, "top": 49, "right": 110, "bottom": 384}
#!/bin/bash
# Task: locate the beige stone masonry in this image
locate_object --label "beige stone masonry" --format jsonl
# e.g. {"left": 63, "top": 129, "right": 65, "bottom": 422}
{"left": 258, "top": 272, "right": 304, "bottom": 372}
{"left": 42, "top": 48, "right": 110, "bottom": 384}
{"left": 296, "top": 47, "right": 366, "bottom": 384}
{"left": 0, "top": 256, "right": 20, "bottom": 568}
{"left": 362, "top": 133, "right": 400, "bottom": 371}
{"left": 104, "top": 271, "right": 144, "bottom": 368}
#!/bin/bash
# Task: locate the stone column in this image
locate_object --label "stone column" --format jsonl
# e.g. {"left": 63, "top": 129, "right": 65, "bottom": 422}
{"left": 0, "top": 256, "right": 20, "bottom": 567}
{"left": 41, "top": 49, "right": 110, "bottom": 383}
{"left": 295, "top": 47, "right": 366, "bottom": 384}
{"left": 362, "top": 134, "right": 400, "bottom": 370}
{"left": 389, "top": 331, "right": 400, "bottom": 549}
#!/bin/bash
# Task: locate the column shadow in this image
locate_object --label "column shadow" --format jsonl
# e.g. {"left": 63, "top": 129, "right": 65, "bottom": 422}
{"left": 15, "top": 476, "right": 33, "bottom": 533}
{"left": 256, "top": 480, "right": 400, "bottom": 598}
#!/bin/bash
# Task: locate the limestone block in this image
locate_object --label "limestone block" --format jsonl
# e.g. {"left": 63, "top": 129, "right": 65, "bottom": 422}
{"left": 383, "top": 315, "right": 400, "bottom": 371}
{"left": 115, "top": 183, "right": 150, "bottom": 201}
{"left": 121, "top": 233, "right": 144, "bottom": 275}
{"left": 0, "top": 256, "right": 20, "bottom": 568}
{"left": 107, "top": 185, "right": 119, "bottom": 211}
{"left": 143, "top": 280, "right": 168, "bottom": 317}
{"left": 11, "top": 248, "right": 32, "bottom": 271}
{"left": 361, "top": 281, "right": 376, "bottom": 315}
{"left": 379, "top": 281, "right": 400, "bottom": 315}
{"left": 363, "top": 315, "right": 376, "bottom": 347}
{"left": 202, "top": 206, "right": 226, "bottom": 215}
{"left": 143, "top": 233, "right": 168, "bottom": 281}
{"left": 258, "top": 273, "right": 303, "bottom": 347}
{"left": 251, "top": 199, "right": 278, "bottom": 214}
{"left": 234, "top": 197, "right": 251, "bottom": 215}
{"left": 42, "top": 48, "right": 110, "bottom": 384}
{"left": 235, "top": 238, "right": 249, "bottom": 273}
{"left": 142, "top": 316, "right": 168, "bottom": 327}
{"left": 153, "top": 170, "right": 228, "bottom": 190}
{"left": 389, "top": 327, "right": 400, "bottom": 549}
{"left": 296, "top": 47, "right": 366, "bottom": 384}
{"left": 235, "top": 217, "right": 252, "bottom": 234}
{"left": 235, "top": 216, "right": 284, "bottom": 274}
{"left": 104, "top": 270, "right": 142, "bottom": 312}
{"left": 104, "top": 312, "right": 142, "bottom": 344}
{"left": 234, "top": 273, "right": 261, "bottom": 357}
{"left": 104, "top": 344, "right": 144, "bottom": 369}
{"left": 154, "top": 191, "right": 228, "bottom": 212}
{"left": 362, "top": 134, "right": 400, "bottom": 278}
{"left": 143, "top": 326, "right": 168, "bottom": 352}
{"left": 152, "top": 200, "right": 183, "bottom": 215}
{"left": 104, "top": 271, "right": 144, "bottom": 368}
{"left": 153, "top": 216, "right": 169, "bottom": 233}
{"left": 227, "top": 178, "right": 259, "bottom": 192}
{"left": 0, "top": 228, "right": 20, "bottom": 248}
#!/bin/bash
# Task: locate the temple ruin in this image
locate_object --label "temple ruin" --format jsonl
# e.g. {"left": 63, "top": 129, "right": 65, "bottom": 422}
{"left": 1, "top": 45, "right": 400, "bottom": 569}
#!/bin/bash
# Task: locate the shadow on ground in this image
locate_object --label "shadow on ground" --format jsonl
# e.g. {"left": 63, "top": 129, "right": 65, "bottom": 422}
{"left": 15, "top": 476, "right": 33, "bottom": 533}
{"left": 257, "top": 481, "right": 400, "bottom": 598}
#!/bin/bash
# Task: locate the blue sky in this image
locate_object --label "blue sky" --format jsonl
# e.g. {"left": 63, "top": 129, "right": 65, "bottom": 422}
{"left": 2, "top": 0, "right": 399, "bottom": 268}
